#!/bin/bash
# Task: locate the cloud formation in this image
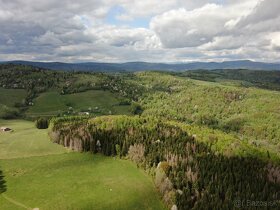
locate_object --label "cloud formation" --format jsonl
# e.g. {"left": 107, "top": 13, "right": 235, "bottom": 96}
{"left": 0, "top": 0, "right": 279, "bottom": 62}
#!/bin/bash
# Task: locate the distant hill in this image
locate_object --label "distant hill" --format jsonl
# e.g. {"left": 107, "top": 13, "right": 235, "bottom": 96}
{"left": 2, "top": 60, "right": 280, "bottom": 71}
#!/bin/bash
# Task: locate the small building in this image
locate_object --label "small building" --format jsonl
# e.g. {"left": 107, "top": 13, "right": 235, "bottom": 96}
{"left": 0, "top": 127, "right": 12, "bottom": 132}
{"left": 79, "top": 112, "right": 90, "bottom": 116}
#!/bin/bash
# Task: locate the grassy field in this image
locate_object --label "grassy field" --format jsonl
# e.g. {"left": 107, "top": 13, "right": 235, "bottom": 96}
{"left": 0, "top": 120, "right": 165, "bottom": 210}
{"left": 0, "top": 120, "right": 66, "bottom": 159}
{"left": 27, "top": 90, "right": 131, "bottom": 117}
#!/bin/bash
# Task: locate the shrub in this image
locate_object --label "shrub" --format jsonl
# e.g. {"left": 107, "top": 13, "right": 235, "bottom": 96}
{"left": 128, "top": 144, "right": 145, "bottom": 165}
{"left": 223, "top": 116, "right": 246, "bottom": 132}
{"left": 115, "top": 144, "right": 121, "bottom": 158}
{"left": 197, "top": 114, "right": 219, "bottom": 129}
{"left": 35, "top": 118, "right": 49, "bottom": 129}
{"left": 160, "top": 161, "right": 171, "bottom": 175}
{"left": 119, "top": 99, "right": 131, "bottom": 105}
{"left": 155, "top": 163, "right": 175, "bottom": 207}
{"left": 130, "top": 102, "right": 143, "bottom": 115}
{"left": 0, "top": 108, "right": 20, "bottom": 119}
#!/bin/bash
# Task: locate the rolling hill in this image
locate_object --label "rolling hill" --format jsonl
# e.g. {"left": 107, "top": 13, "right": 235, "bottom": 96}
{"left": 2, "top": 60, "right": 280, "bottom": 72}
{"left": 1, "top": 64, "right": 280, "bottom": 210}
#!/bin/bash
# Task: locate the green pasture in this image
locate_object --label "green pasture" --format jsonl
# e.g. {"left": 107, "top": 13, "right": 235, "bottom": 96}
{"left": 27, "top": 90, "right": 131, "bottom": 117}
{"left": 0, "top": 120, "right": 165, "bottom": 210}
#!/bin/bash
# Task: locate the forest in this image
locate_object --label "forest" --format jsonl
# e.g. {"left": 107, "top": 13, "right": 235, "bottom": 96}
{"left": 49, "top": 115, "right": 280, "bottom": 210}
{"left": 178, "top": 69, "right": 280, "bottom": 91}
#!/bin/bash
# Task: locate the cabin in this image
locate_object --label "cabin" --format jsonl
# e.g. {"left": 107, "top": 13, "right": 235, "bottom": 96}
{"left": 0, "top": 127, "right": 12, "bottom": 132}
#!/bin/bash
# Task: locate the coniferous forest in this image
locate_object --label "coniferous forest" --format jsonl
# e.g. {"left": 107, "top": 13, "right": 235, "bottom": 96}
{"left": 50, "top": 116, "right": 280, "bottom": 210}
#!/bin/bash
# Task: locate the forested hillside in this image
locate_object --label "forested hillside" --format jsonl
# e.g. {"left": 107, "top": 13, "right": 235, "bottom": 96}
{"left": 1, "top": 64, "right": 280, "bottom": 157}
{"left": 179, "top": 69, "right": 280, "bottom": 91}
{"left": 135, "top": 72, "right": 280, "bottom": 156}
{"left": 49, "top": 116, "right": 280, "bottom": 209}
{"left": 5, "top": 60, "right": 280, "bottom": 71}
{"left": 1, "top": 64, "right": 280, "bottom": 209}
{"left": 0, "top": 64, "right": 133, "bottom": 118}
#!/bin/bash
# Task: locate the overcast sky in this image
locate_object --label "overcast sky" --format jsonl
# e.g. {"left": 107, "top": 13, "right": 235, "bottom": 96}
{"left": 0, "top": 0, "right": 279, "bottom": 63}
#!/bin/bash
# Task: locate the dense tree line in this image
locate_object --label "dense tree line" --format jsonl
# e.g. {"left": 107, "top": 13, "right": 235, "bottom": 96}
{"left": 50, "top": 116, "right": 280, "bottom": 210}
{"left": 0, "top": 169, "right": 6, "bottom": 194}
{"left": 178, "top": 69, "right": 280, "bottom": 91}
{"left": 99, "top": 74, "right": 147, "bottom": 101}
{"left": 60, "top": 72, "right": 107, "bottom": 94}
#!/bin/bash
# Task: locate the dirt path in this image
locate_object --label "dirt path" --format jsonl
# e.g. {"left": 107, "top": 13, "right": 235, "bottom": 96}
{"left": 2, "top": 194, "right": 33, "bottom": 210}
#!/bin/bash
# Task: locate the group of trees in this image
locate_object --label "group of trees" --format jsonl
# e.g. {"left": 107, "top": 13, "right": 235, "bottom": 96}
{"left": 0, "top": 64, "right": 71, "bottom": 98}
{"left": 50, "top": 115, "right": 280, "bottom": 210}
{"left": 99, "top": 74, "right": 147, "bottom": 101}
{"left": 60, "top": 72, "right": 106, "bottom": 94}
{"left": 0, "top": 169, "right": 6, "bottom": 194}
{"left": 0, "top": 64, "right": 143, "bottom": 119}
{"left": 0, "top": 106, "right": 21, "bottom": 119}
{"left": 0, "top": 64, "right": 73, "bottom": 118}
{"left": 179, "top": 69, "right": 280, "bottom": 91}
{"left": 35, "top": 118, "right": 49, "bottom": 129}
{"left": 126, "top": 72, "right": 280, "bottom": 152}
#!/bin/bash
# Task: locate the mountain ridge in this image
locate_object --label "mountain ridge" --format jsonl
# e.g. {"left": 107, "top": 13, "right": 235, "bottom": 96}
{"left": 2, "top": 60, "right": 280, "bottom": 71}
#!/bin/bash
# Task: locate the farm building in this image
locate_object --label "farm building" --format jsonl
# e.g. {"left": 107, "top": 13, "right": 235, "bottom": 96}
{"left": 0, "top": 127, "right": 12, "bottom": 132}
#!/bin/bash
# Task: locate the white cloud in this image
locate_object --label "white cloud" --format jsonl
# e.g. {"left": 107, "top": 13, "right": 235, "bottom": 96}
{"left": 112, "top": 0, "right": 176, "bottom": 19}
{"left": 0, "top": 9, "right": 13, "bottom": 20}
{"left": 267, "top": 32, "right": 280, "bottom": 51}
{"left": 199, "top": 36, "right": 246, "bottom": 51}
{"left": 150, "top": 1, "right": 261, "bottom": 48}
{"left": 0, "top": 0, "right": 279, "bottom": 62}
{"left": 150, "top": 4, "right": 229, "bottom": 48}
{"left": 236, "top": 0, "right": 280, "bottom": 28}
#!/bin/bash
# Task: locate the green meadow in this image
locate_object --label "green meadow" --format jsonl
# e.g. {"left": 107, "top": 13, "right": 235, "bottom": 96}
{"left": 27, "top": 90, "right": 131, "bottom": 117}
{"left": 0, "top": 120, "right": 165, "bottom": 210}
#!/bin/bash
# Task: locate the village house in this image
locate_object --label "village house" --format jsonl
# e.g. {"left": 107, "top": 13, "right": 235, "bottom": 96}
{"left": 0, "top": 127, "right": 12, "bottom": 132}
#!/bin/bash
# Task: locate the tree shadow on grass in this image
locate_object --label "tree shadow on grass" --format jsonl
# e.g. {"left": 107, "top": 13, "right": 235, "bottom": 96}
{"left": 0, "top": 168, "right": 6, "bottom": 194}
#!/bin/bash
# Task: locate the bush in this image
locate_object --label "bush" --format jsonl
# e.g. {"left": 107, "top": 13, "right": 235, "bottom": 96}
{"left": 0, "top": 108, "right": 20, "bottom": 119}
{"left": 160, "top": 161, "right": 171, "bottom": 175}
{"left": 115, "top": 144, "right": 121, "bottom": 158}
{"left": 119, "top": 99, "right": 131, "bottom": 106}
{"left": 197, "top": 114, "right": 219, "bottom": 129}
{"left": 35, "top": 118, "right": 49, "bottom": 129}
{"left": 222, "top": 117, "right": 246, "bottom": 132}
{"left": 128, "top": 144, "right": 145, "bottom": 165}
{"left": 130, "top": 102, "right": 143, "bottom": 115}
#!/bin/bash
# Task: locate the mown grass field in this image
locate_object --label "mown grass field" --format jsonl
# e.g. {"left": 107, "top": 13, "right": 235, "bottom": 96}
{"left": 0, "top": 120, "right": 165, "bottom": 210}
{"left": 27, "top": 90, "right": 131, "bottom": 117}
{"left": 0, "top": 120, "right": 66, "bottom": 159}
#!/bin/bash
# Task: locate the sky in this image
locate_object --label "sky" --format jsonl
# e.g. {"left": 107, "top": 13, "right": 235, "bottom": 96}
{"left": 0, "top": 0, "right": 279, "bottom": 63}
